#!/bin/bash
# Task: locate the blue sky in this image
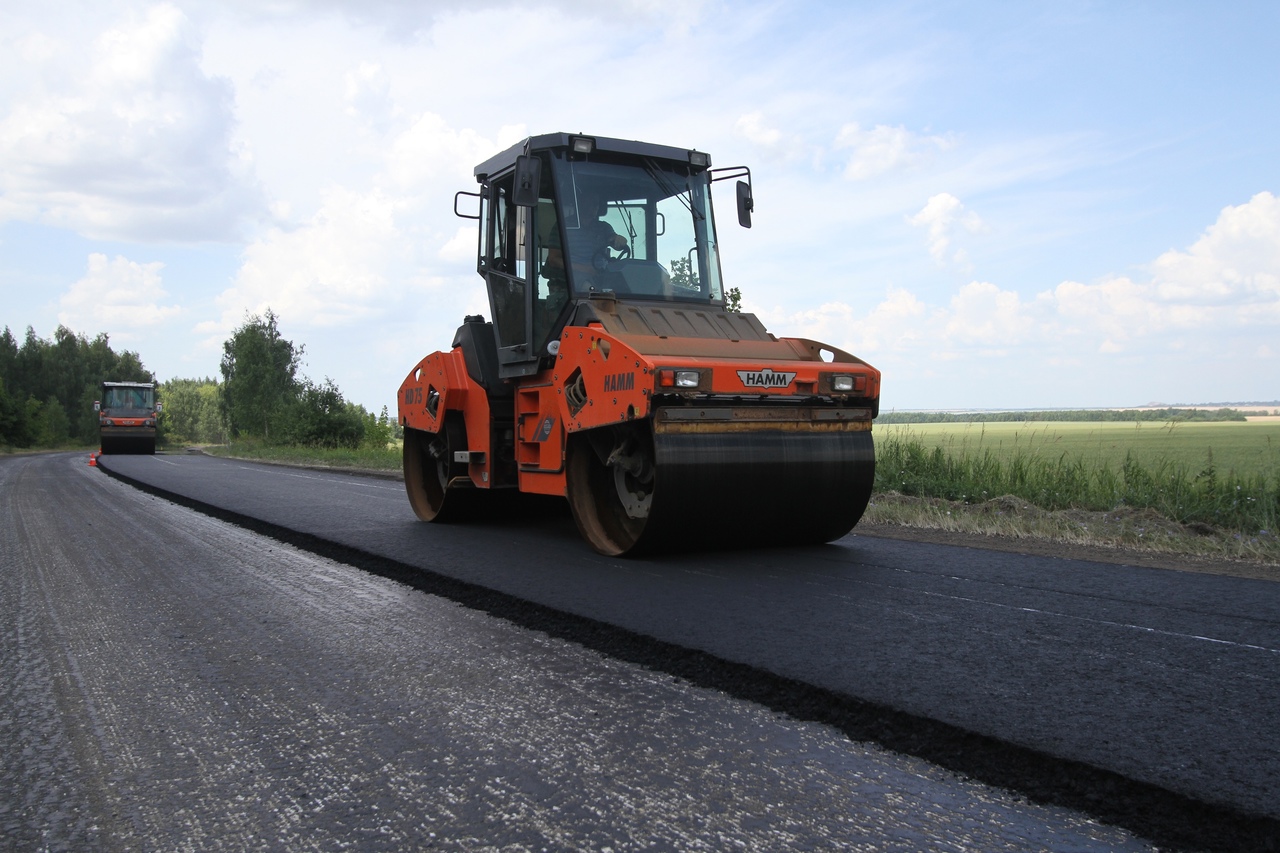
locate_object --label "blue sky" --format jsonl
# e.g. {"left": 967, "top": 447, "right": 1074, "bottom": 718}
{"left": 2, "top": 0, "right": 1277, "bottom": 413}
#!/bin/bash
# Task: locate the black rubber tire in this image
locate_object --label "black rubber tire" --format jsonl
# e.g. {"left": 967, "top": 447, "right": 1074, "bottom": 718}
{"left": 403, "top": 421, "right": 486, "bottom": 523}
{"left": 565, "top": 430, "right": 651, "bottom": 557}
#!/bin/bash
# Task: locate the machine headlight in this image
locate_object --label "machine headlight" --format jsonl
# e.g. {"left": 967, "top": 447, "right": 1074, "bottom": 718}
{"left": 831, "top": 375, "right": 855, "bottom": 392}
{"left": 675, "top": 370, "right": 700, "bottom": 388}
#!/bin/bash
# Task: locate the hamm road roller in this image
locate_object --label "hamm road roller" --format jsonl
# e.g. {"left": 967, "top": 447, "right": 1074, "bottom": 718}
{"left": 398, "top": 133, "right": 880, "bottom": 555}
{"left": 95, "top": 381, "right": 160, "bottom": 454}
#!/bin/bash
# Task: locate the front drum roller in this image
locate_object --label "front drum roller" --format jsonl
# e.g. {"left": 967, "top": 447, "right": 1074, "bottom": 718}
{"left": 566, "top": 422, "right": 875, "bottom": 556}
{"left": 403, "top": 417, "right": 482, "bottom": 522}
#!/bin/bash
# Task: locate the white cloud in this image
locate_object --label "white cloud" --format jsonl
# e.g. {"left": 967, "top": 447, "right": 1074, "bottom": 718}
{"left": 764, "top": 191, "right": 1280, "bottom": 368}
{"left": 943, "top": 281, "right": 1034, "bottom": 347}
{"left": 835, "top": 122, "right": 954, "bottom": 180}
{"left": 909, "top": 193, "right": 985, "bottom": 266}
{"left": 58, "top": 253, "right": 182, "bottom": 337}
{"left": 439, "top": 225, "right": 478, "bottom": 263}
{"left": 344, "top": 62, "right": 396, "bottom": 132}
{"left": 1149, "top": 191, "right": 1280, "bottom": 304}
{"left": 735, "top": 111, "right": 784, "bottom": 148}
{"left": 209, "top": 187, "right": 402, "bottom": 335}
{"left": 386, "top": 113, "right": 519, "bottom": 190}
{"left": 0, "top": 4, "right": 263, "bottom": 241}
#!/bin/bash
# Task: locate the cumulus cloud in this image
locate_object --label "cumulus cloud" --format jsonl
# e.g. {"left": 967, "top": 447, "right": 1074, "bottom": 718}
{"left": 735, "top": 111, "right": 784, "bottom": 148}
{"left": 764, "top": 191, "right": 1280, "bottom": 366}
{"left": 0, "top": 4, "right": 262, "bottom": 241}
{"left": 909, "top": 193, "right": 985, "bottom": 267}
{"left": 834, "top": 122, "right": 954, "bottom": 180}
{"left": 386, "top": 113, "right": 524, "bottom": 189}
{"left": 344, "top": 62, "right": 396, "bottom": 132}
{"left": 1149, "top": 190, "right": 1280, "bottom": 304}
{"left": 58, "top": 253, "right": 182, "bottom": 338}
{"left": 199, "top": 114, "right": 518, "bottom": 343}
{"left": 207, "top": 187, "right": 402, "bottom": 337}
{"left": 1041, "top": 192, "right": 1280, "bottom": 348}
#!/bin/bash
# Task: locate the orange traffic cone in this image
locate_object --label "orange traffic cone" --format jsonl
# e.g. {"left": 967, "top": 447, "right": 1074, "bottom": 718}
{"left": 89, "top": 454, "right": 97, "bottom": 466}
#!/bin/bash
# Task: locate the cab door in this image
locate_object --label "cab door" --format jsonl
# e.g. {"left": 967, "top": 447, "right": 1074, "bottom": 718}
{"left": 482, "top": 175, "right": 541, "bottom": 379}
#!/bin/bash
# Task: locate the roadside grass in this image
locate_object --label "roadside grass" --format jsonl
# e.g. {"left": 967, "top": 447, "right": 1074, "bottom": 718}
{"left": 872, "top": 426, "right": 1280, "bottom": 565}
{"left": 863, "top": 493, "right": 1280, "bottom": 567}
{"left": 199, "top": 439, "right": 401, "bottom": 471}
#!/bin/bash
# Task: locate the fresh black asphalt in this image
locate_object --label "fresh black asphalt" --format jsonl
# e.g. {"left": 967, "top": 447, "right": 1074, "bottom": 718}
{"left": 98, "top": 452, "right": 1280, "bottom": 851}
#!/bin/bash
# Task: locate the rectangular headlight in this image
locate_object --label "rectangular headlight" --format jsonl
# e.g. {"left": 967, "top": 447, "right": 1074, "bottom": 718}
{"left": 832, "top": 374, "right": 855, "bottom": 392}
{"left": 571, "top": 136, "right": 595, "bottom": 154}
{"left": 675, "top": 370, "right": 700, "bottom": 388}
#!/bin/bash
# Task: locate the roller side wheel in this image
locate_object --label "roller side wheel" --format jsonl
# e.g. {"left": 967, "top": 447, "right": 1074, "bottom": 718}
{"left": 403, "top": 419, "right": 483, "bottom": 522}
{"left": 566, "top": 425, "right": 655, "bottom": 556}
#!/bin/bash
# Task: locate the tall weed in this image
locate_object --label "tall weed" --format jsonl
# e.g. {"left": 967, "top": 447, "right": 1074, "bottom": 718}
{"left": 875, "top": 433, "right": 1278, "bottom": 534}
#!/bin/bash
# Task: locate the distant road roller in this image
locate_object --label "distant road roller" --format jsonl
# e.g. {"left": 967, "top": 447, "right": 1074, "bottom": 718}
{"left": 398, "top": 133, "right": 880, "bottom": 555}
{"left": 95, "top": 381, "right": 160, "bottom": 455}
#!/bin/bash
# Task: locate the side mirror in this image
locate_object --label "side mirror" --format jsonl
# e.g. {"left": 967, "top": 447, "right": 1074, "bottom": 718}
{"left": 512, "top": 155, "right": 541, "bottom": 208}
{"left": 736, "top": 180, "right": 753, "bottom": 229}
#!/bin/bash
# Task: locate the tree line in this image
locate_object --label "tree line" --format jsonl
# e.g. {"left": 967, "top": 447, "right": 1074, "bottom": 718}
{"left": 0, "top": 326, "right": 154, "bottom": 448}
{"left": 1, "top": 310, "right": 394, "bottom": 451}
{"left": 876, "top": 407, "right": 1256, "bottom": 425}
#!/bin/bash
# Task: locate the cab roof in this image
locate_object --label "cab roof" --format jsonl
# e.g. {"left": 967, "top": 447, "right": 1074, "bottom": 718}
{"left": 473, "top": 133, "right": 711, "bottom": 182}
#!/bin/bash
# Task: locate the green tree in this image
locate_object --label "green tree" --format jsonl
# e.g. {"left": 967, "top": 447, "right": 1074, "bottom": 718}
{"left": 160, "top": 377, "right": 225, "bottom": 445}
{"left": 219, "top": 310, "right": 302, "bottom": 441}
{"left": 0, "top": 377, "right": 35, "bottom": 448}
{"left": 37, "top": 396, "right": 70, "bottom": 446}
{"left": 725, "top": 287, "right": 742, "bottom": 313}
{"left": 363, "top": 405, "right": 394, "bottom": 449}
{"left": 279, "top": 378, "right": 365, "bottom": 448}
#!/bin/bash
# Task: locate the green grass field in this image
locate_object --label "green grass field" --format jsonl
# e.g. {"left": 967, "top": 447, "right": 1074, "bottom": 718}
{"left": 877, "top": 420, "right": 1280, "bottom": 479}
{"left": 873, "top": 419, "right": 1280, "bottom": 533}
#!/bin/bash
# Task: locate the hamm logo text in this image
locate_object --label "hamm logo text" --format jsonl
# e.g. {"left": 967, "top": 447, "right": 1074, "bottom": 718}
{"left": 737, "top": 368, "right": 796, "bottom": 388}
{"left": 604, "top": 372, "right": 635, "bottom": 392}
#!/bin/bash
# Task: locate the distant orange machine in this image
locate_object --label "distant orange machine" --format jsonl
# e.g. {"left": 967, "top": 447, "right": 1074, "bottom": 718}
{"left": 96, "top": 381, "right": 159, "bottom": 455}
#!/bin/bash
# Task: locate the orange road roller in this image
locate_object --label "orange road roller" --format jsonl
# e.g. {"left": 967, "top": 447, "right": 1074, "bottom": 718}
{"left": 398, "top": 133, "right": 880, "bottom": 555}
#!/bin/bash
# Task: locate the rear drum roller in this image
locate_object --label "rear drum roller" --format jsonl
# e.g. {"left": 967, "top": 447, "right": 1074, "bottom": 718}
{"left": 403, "top": 418, "right": 482, "bottom": 522}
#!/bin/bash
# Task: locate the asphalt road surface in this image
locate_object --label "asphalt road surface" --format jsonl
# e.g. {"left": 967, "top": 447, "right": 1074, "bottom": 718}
{"left": 6, "top": 451, "right": 1279, "bottom": 849}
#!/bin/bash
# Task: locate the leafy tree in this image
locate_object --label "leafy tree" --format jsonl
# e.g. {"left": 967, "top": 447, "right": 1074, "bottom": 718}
{"left": 279, "top": 378, "right": 365, "bottom": 448}
{"left": 725, "top": 286, "right": 742, "bottom": 313}
{"left": 219, "top": 310, "right": 302, "bottom": 440}
{"left": 363, "top": 405, "right": 394, "bottom": 449}
{"left": 0, "top": 377, "right": 36, "bottom": 448}
{"left": 37, "top": 396, "right": 70, "bottom": 447}
{"left": 159, "top": 377, "right": 225, "bottom": 445}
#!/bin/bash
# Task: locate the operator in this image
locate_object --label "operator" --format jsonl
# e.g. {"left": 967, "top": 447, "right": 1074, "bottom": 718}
{"left": 565, "top": 189, "right": 628, "bottom": 285}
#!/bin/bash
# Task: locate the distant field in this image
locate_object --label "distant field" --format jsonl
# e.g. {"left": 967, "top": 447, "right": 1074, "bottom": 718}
{"left": 877, "top": 420, "right": 1280, "bottom": 478}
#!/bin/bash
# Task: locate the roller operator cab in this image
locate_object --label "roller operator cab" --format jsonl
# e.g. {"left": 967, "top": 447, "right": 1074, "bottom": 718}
{"left": 95, "top": 381, "right": 160, "bottom": 454}
{"left": 398, "top": 133, "right": 881, "bottom": 555}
